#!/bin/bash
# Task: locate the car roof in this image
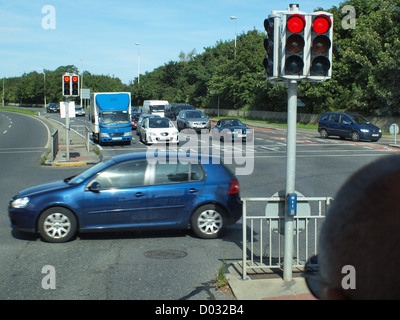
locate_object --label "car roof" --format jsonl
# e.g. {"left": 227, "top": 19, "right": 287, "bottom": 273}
{"left": 110, "top": 152, "right": 221, "bottom": 164}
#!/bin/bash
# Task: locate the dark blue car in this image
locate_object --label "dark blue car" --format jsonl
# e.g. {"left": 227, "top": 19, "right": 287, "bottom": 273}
{"left": 9, "top": 153, "right": 242, "bottom": 243}
{"left": 318, "top": 112, "right": 382, "bottom": 142}
{"left": 211, "top": 119, "right": 254, "bottom": 142}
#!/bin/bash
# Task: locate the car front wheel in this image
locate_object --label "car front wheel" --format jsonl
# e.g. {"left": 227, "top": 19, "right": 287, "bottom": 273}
{"left": 191, "top": 205, "right": 225, "bottom": 239}
{"left": 38, "top": 207, "right": 77, "bottom": 243}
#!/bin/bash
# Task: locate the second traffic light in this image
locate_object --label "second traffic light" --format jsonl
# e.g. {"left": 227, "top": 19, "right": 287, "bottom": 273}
{"left": 281, "top": 13, "right": 307, "bottom": 79}
{"left": 309, "top": 12, "right": 333, "bottom": 80}
{"left": 62, "top": 73, "right": 80, "bottom": 97}
{"left": 263, "top": 13, "right": 281, "bottom": 80}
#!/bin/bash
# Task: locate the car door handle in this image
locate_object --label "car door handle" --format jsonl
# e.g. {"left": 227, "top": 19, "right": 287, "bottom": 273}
{"left": 189, "top": 188, "right": 198, "bottom": 193}
{"left": 135, "top": 192, "right": 144, "bottom": 197}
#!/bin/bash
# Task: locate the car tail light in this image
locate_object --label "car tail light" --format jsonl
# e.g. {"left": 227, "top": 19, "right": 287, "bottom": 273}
{"left": 228, "top": 180, "right": 240, "bottom": 194}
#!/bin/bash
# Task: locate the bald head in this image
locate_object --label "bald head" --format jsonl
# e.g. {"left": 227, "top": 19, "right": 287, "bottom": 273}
{"left": 319, "top": 155, "right": 400, "bottom": 299}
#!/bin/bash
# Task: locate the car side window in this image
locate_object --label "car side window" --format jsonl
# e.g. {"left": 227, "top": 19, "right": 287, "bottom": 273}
{"left": 90, "top": 160, "right": 147, "bottom": 190}
{"left": 190, "top": 163, "right": 205, "bottom": 181}
{"left": 153, "top": 162, "right": 205, "bottom": 185}
{"left": 328, "top": 114, "right": 339, "bottom": 123}
{"left": 340, "top": 115, "right": 351, "bottom": 124}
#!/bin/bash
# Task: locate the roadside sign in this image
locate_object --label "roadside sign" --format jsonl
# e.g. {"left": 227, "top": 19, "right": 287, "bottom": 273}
{"left": 81, "top": 89, "right": 91, "bottom": 99}
{"left": 60, "top": 101, "right": 75, "bottom": 118}
{"left": 390, "top": 123, "right": 399, "bottom": 135}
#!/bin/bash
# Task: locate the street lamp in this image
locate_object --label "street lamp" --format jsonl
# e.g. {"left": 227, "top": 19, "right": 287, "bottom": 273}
{"left": 80, "top": 58, "right": 84, "bottom": 108}
{"left": 42, "top": 65, "right": 46, "bottom": 108}
{"left": 230, "top": 16, "right": 237, "bottom": 59}
{"left": 136, "top": 43, "right": 140, "bottom": 84}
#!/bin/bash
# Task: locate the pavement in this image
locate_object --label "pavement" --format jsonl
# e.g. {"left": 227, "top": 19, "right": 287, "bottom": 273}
{"left": 36, "top": 114, "right": 399, "bottom": 300}
{"left": 226, "top": 262, "right": 316, "bottom": 300}
{"left": 38, "top": 115, "right": 102, "bottom": 166}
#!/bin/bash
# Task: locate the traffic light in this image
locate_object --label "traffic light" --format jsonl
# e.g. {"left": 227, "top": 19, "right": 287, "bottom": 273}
{"left": 71, "top": 74, "right": 79, "bottom": 96}
{"left": 263, "top": 13, "right": 281, "bottom": 80}
{"left": 309, "top": 12, "right": 333, "bottom": 80}
{"left": 281, "top": 13, "right": 307, "bottom": 79}
{"left": 63, "top": 75, "right": 71, "bottom": 96}
{"left": 62, "top": 73, "right": 80, "bottom": 97}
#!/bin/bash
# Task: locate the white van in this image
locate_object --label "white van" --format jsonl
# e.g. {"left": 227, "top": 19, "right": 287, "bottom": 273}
{"left": 142, "top": 100, "right": 169, "bottom": 117}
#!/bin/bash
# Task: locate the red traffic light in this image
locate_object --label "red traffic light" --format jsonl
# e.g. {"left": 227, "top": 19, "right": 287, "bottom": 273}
{"left": 287, "top": 14, "right": 305, "bottom": 33}
{"left": 72, "top": 76, "right": 78, "bottom": 82}
{"left": 64, "top": 76, "right": 70, "bottom": 82}
{"left": 313, "top": 15, "right": 332, "bottom": 34}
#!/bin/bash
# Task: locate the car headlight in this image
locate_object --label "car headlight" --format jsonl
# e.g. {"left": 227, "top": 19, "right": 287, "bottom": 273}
{"left": 100, "top": 132, "right": 110, "bottom": 138}
{"left": 360, "top": 129, "right": 369, "bottom": 133}
{"left": 124, "top": 131, "right": 132, "bottom": 137}
{"left": 12, "top": 197, "right": 30, "bottom": 208}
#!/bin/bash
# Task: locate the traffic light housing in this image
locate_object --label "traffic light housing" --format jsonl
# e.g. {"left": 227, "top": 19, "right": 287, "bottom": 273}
{"left": 71, "top": 75, "right": 79, "bottom": 96}
{"left": 263, "top": 13, "right": 281, "bottom": 80}
{"left": 281, "top": 13, "right": 307, "bottom": 79}
{"left": 309, "top": 12, "right": 333, "bottom": 80}
{"left": 62, "top": 73, "right": 80, "bottom": 97}
{"left": 63, "top": 75, "right": 71, "bottom": 96}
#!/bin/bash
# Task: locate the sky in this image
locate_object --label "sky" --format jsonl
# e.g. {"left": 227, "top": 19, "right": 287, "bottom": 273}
{"left": 1, "top": 0, "right": 344, "bottom": 84}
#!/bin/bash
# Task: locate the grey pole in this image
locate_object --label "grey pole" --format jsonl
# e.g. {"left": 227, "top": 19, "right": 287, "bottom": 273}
{"left": 66, "top": 97, "right": 70, "bottom": 162}
{"left": 283, "top": 79, "right": 298, "bottom": 281}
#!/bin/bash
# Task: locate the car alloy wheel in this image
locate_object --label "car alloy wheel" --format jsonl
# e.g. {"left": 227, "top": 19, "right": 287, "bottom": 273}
{"left": 320, "top": 129, "right": 328, "bottom": 139}
{"left": 38, "top": 207, "right": 77, "bottom": 243}
{"left": 191, "top": 205, "right": 225, "bottom": 239}
{"left": 351, "top": 131, "right": 360, "bottom": 142}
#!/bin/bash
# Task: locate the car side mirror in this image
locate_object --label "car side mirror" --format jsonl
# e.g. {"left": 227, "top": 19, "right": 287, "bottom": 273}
{"left": 88, "top": 182, "right": 101, "bottom": 192}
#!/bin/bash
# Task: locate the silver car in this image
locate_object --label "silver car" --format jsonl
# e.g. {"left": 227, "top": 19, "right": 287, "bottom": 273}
{"left": 176, "top": 110, "right": 210, "bottom": 132}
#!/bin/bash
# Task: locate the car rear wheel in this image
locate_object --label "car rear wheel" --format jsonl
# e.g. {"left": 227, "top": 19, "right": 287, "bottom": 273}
{"left": 351, "top": 131, "right": 360, "bottom": 142}
{"left": 191, "top": 205, "right": 225, "bottom": 239}
{"left": 38, "top": 207, "right": 77, "bottom": 243}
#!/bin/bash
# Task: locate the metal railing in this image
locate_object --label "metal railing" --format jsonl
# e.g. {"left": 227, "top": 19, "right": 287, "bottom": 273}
{"left": 51, "top": 130, "right": 58, "bottom": 161}
{"left": 241, "top": 196, "right": 333, "bottom": 279}
{"left": 70, "top": 125, "right": 91, "bottom": 152}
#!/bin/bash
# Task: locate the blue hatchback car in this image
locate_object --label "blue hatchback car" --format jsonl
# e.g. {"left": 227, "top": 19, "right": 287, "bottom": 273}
{"left": 318, "top": 112, "right": 382, "bottom": 142}
{"left": 9, "top": 153, "right": 242, "bottom": 243}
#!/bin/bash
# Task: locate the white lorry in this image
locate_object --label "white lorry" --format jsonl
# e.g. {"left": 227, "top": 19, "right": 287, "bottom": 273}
{"left": 142, "top": 100, "right": 169, "bottom": 117}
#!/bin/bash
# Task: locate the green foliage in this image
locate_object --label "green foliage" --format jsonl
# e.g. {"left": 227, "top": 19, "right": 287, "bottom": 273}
{"left": 2, "top": 0, "right": 400, "bottom": 116}
{"left": 1, "top": 65, "right": 129, "bottom": 106}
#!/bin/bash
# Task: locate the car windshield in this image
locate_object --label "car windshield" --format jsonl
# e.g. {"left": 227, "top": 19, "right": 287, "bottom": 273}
{"left": 351, "top": 114, "right": 370, "bottom": 125}
{"left": 222, "top": 119, "right": 244, "bottom": 127}
{"left": 67, "top": 160, "right": 114, "bottom": 185}
{"left": 149, "top": 118, "right": 171, "bottom": 128}
{"left": 186, "top": 111, "right": 206, "bottom": 118}
{"left": 101, "top": 111, "right": 130, "bottom": 125}
{"left": 150, "top": 105, "right": 165, "bottom": 112}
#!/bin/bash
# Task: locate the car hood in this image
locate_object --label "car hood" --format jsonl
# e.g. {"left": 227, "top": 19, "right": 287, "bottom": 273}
{"left": 358, "top": 123, "right": 380, "bottom": 130}
{"left": 222, "top": 126, "right": 251, "bottom": 131}
{"left": 147, "top": 127, "right": 178, "bottom": 133}
{"left": 16, "top": 180, "right": 71, "bottom": 198}
{"left": 187, "top": 118, "right": 209, "bottom": 122}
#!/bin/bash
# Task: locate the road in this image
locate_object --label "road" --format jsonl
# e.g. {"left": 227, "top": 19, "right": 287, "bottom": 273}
{"left": 1, "top": 109, "right": 399, "bottom": 300}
